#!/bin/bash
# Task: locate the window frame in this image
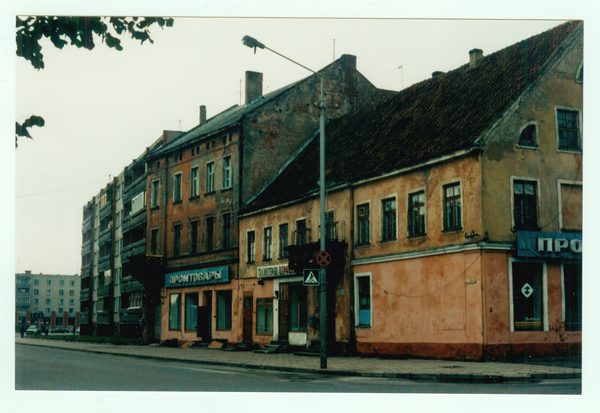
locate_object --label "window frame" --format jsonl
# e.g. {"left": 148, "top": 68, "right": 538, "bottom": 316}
{"left": 173, "top": 172, "right": 182, "bottom": 203}
{"left": 356, "top": 203, "right": 371, "bottom": 245}
{"left": 381, "top": 198, "right": 397, "bottom": 241}
{"left": 173, "top": 224, "right": 182, "bottom": 257}
{"left": 190, "top": 220, "right": 199, "bottom": 254}
{"left": 216, "top": 290, "right": 232, "bottom": 331}
{"left": 295, "top": 219, "right": 308, "bottom": 246}
{"left": 408, "top": 190, "right": 427, "bottom": 238}
{"left": 222, "top": 156, "right": 232, "bottom": 189}
{"left": 256, "top": 298, "right": 274, "bottom": 334}
{"left": 557, "top": 179, "right": 583, "bottom": 232}
{"left": 279, "top": 223, "right": 289, "bottom": 258}
{"left": 442, "top": 182, "right": 463, "bottom": 232}
{"left": 206, "top": 162, "right": 215, "bottom": 193}
{"left": 511, "top": 177, "right": 540, "bottom": 231}
{"left": 169, "top": 293, "right": 181, "bottom": 330}
{"left": 190, "top": 167, "right": 199, "bottom": 198}
{"left": 354, "top": 273, "right": 372, "bottom": 328}
{"left": 263, "top": 226, "right": 273, "bottom": 261}
{"left": 247, "top": 230, "right": 256, "bottom": 263}
{"left": 206, "top": 216, "right": 215, "bottom": 251}
{"left": 150, "top": 180, "right": 160, "bottom": 208}
{"left": 555, "top": 106, "right": 582, "bottom": 153}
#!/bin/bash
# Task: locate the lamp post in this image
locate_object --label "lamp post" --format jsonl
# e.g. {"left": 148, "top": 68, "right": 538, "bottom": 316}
{"left": 242, "top": 36, "right": 328, "bottom": 369}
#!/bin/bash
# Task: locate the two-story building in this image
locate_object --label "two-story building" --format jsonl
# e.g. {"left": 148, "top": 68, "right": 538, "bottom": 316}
{"left": 237, "top": 21, "right": 583, "bottom": 360}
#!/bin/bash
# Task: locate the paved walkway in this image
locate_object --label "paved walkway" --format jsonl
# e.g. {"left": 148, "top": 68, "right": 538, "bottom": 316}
{"left": 15, "top": 336, "right": 581, "bottom": 382}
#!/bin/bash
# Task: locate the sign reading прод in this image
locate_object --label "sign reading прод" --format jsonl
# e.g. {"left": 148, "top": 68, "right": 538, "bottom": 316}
{"left": 517, "top": 231, "right": 582, "bottom": 259}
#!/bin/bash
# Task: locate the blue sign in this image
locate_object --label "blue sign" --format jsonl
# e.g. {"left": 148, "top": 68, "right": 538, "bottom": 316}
{"left": 165, "top": 266, "right": 229, "bottom": 287}
{"left": 517, "top": 231, "right": 582, "bottom": 259}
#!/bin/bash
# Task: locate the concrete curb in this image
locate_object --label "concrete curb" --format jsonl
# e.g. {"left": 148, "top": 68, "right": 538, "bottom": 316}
{"left": 16, "top": 340, "right": 581, "bottom": 383}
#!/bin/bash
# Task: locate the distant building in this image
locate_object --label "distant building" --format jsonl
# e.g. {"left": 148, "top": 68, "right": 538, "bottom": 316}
{"left": 15, "top": 270, "right": 81, "bottom": 328}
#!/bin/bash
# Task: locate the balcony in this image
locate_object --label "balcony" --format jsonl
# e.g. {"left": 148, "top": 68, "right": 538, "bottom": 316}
{"left": 285, "top": 239, "right": 348, "bottom": 282}
{"left": 98, "top": 256, "right": 111, "bottom": 273}
{"left": 99, "top": 201, "right": 113, "bottom": 220}
{"left": 82, "top": 216, "right": 92, "bottom": 231}
{"left": 122, "top": 209, "right": 147, "bottom": 233}
{"left": 81, "top": 240, "right": 92, "bottom": 256}
{"left": 80, "top": 289, "right": 90, "bottom": 302}
{"left": 98, "top": 284, "right": 111, "bottom": 298}
{"left": 98, "top": 227, "right": 112, "bottom": 245}
{"left": 124, "top": 177, "right": 147, "bottom": 203}
{"left": 122, "top": 239, "right": 146, "bottom": 259}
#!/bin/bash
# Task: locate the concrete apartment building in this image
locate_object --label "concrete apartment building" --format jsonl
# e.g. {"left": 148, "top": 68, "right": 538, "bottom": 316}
{"left": 235, "top": 21, "right": 582, "bottom": 359}
{"left": 15, "top": 271, "right": 81, "bottom": 329}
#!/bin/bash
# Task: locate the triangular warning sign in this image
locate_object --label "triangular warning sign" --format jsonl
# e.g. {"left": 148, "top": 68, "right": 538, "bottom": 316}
{"left": 305, "top": 272, "right": 318, "bottom": 284}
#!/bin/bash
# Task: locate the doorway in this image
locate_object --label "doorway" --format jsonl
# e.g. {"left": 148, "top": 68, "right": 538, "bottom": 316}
{"left": 243, "top": 292, "right": 253, "bottom": 342}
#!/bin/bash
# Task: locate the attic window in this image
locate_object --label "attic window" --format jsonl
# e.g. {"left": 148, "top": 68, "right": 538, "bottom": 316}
{"left": 576, "top": 63, "right": 583, "bottom": 83}
{"left": 518, "top": 124, "right": 538, "bottom": 148}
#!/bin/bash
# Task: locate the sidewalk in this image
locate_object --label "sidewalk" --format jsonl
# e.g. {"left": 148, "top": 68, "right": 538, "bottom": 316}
{"left": 15, "top": 336, "right": 581, "bottom": 382}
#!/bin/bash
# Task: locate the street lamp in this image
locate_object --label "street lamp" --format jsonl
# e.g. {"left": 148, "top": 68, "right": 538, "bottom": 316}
{"left": 242, "top": 35, "right": 328, "bottom": 369}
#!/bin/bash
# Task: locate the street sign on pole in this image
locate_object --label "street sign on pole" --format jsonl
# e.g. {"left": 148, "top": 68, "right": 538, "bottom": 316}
{"left": 303, "top": 269, "right": 320, "bottom": 286}
{"left": 316, "top": 250, "right": 331, "bottom": 267}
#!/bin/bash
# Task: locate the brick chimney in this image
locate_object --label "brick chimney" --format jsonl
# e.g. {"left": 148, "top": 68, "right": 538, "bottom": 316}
{"left": 199, "top": 105, "right": 206, "bottom": 125}
{"left": 469, "top": 49, "right": 483, "bottom": 69}
{"left": 432, "top": 71, "right": 444, "bottom": 79}
{"left": 245, "top": 71, "right": 263, "bottom": 104}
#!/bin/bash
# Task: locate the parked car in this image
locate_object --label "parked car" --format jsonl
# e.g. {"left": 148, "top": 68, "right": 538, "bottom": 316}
{"left": 51, "top": 327, "right": 70, "bottom": 334}
{"left": 25, "top": 326, "right": 39, "bottom": 336}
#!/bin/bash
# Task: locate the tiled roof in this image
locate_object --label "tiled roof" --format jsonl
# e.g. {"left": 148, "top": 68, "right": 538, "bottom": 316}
{"left": 243, "top": 21, "right": 581, "bottom": 213}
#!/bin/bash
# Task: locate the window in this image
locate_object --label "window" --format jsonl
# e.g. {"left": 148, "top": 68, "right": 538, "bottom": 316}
{"left": 518, "top": 123, "right": 538, "bottom": 147}
{"left": 263, "top": 227, "right": 273, "bottom": 260}
{"left": 443, "top": 183, "right": 462, "bottom": 230}
{"left": 382, "top": 198, "right": 397, "bottom": 240}
{"left": 247, "top": 231, "right": 256, "bottom": 263}
{"left": 173, "top": 224, "right": 182, "bottom": 257}
{"left": 173, "top": 173, "right": 182, "bottom": 203}
{"left": 34, "top": 280, "right": 39, "bottom": 285}
{"left": 408, "top": 191, "right": 426, "bottom": 237}
{"left": 150, "top": 180, "right": 159, "bottom": 207}
{"left": 47, "top": 280, "right": 51, "bottom": 286}
{"left": 59, "top": 299, "right": 64, "bottom": 305}
{"left": 115, "top": 239, "right": 121, "bottom": 256}
{"left": 325, "top": 211, "right": 335, "bottom": 241}
{"left": 256, "top": 298, "right": 273, "bottom": 334}
{"left": 223, "top": 213, "right": 231, "bottom": 249}
{"left": 58, "top": 307, "right": 63, "bottom": 314}
{"left": 131, "top": 191, "right": 145, "bottom": 214}
{"left": 46, "top": 299, "right": 51, "bottom": 304}
{"left": 185, "top": 293, "right": 199, "bottom": 330}
{"left": 70, "top": 280, "right": 75, "bottom": 287}
{"left": 296, "top": 219, "right": 307, "bottom": 246}
{"left": 59, "top": 280, "right": 65, "bottom": 286}
{"left": 190, "top": 221, "right": 199, "bottom": 254}
{"left": 69, "top": 308, "right": 74, "bottom": 314}
{"left": 114, "top": 297, "right": 120, "bottom": 313}
{"left": 59, "top": 290, "right": 64, "bottom": 296}
{"left": 206, "top": 162, "right": 215, "bottom": 193}
{"left": 206, "top": 217, "right": 214, "bottom": 251}
{"left": 69, "top": 291, "right": 74, "bottom": 297}
{"left": 357, "top": 204, "right": 370, "bottom": 244}
{"left": 46, "top": 289, "right": 51, "bottom": 295}
{"left": 115, "top": 211, "right": 121, "bottom": 228}
{"left": 169, "top": 293, "right": 181, "bottom": 330}
{"left": 562, "top": 263, "right": 582, "bottom": 331}
{"left": 513, "top": 180, "right": 538, "bottom": 230}
{"left": 289, "top": 284, "right": 307, "bottom": 332}
{"left": 34, "top": 298, "right": 39, "bottom": 304}
{"left": 279, "top": 224, "right": 289, "bottom": 258}
{"left": 511, "top": 260, "right": 546, "bottom": 332}
{"left": 190, "top": 167, "right": 199, "bottom": 197}
{"left": 556, "top": 108, "right": 581, "bottom": 151}
{"left": 69, "top": 299, "right": 74, "bottom": 305}
{"left": 222, "top": 156, "right": 231, "bottom": 189}
{"left": 559, "top": 182, "right": 583, "bottom": 232}
{"left": 150, "top": 228, "right": 159, "bottom": 255}
{"left": 216, "top": 290, "right": 232, "bottom": 330}
{"left": 576, "top": 63, "right": 583, "bottom": 83}
{"left": 355, "top": 274, "right": 372, "bottom": 326}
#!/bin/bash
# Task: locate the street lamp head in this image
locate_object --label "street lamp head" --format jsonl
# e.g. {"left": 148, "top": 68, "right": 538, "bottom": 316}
{"left": 242, "top": 35, "right": 265, "bottom": 54}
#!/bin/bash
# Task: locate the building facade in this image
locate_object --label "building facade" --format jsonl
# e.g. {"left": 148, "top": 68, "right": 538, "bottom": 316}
{"left": 15, "top": 271, "right": 81, "bottom": 329}
{"left": 235, "top": 21, "right": 583, "bottom": 359}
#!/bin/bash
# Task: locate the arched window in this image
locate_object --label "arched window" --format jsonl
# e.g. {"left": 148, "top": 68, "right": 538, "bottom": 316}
{"left": 517, "top": 122, "right": 538, "bottom": 148}
{"left": 576, "top": 62, "right": 583, "bottom": 83}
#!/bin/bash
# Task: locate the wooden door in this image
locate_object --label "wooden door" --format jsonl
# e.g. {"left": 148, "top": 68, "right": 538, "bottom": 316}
{"left": 278, "top": 283, "right": 289, "bottom": 340}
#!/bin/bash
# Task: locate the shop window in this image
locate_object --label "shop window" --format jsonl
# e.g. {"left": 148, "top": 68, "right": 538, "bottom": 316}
{"left": 382, "top": 198, "right": 396, "bottom": 240}
{"left": 289, "top": 284, "right": 307, "bottom": 332}
{"left": 556, "top": 107, "right": 582, "bottom": 151}
{"left": 279, "top": 224, "right": 289, "bottom": 258}
{"left": 408, "top": 191, "right": 426, "bottom": 237}
{"left": 443, "top": 183, "right": 462, "bottom": 231}
{"left": 169, "top": 293, "right": 181, "bottom": 330}
{"left": 355, "top": 274, "right": 372, "bottom": 326}
{"left": 247, "top": 231, "right": 255, "bottom": 263}
{"left": 511, "top": 261, "right": 546, "bottom": 332}
{"left": 562, "top": 263, "right": 582, "bottom": 331}
{"left": 256, "top": 298, "right": 273, "bottom": 334}
{"left": 357, "top": 204, "right": 370, "bottom": 244}
{"left": 185, "top": 293, "right": 199, "bottom": 331}
{"left": 513, "top": 180, "right": 539, "bottom": 230}
{"left": 263, "top": 227, "right": 273, "bottom": 260}
{"left": 216, "top": 290, "right": 232, "bottom": 330}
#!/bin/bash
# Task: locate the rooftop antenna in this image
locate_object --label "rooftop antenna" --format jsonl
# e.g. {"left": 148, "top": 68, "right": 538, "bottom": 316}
{"left": 179, "top": 120, "right": 181, "bottom": 131}
{"left": 386, "top": 65, "right": 404, "bottom": 90}
{"left": 333, "top": 39, "right": 335, "bottom": 61}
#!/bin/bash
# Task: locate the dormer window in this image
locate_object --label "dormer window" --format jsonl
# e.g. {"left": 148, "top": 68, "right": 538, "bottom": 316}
{"left": 517, "top": 122, "right": 538, "bottom": 148}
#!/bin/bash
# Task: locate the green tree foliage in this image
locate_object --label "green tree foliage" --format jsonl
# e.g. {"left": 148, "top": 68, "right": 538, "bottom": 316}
{"left": 15, "top": 16, "right": 174, "bottom": 146}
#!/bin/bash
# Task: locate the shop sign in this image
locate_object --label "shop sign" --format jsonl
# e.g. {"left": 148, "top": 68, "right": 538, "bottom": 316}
{"left": 517, "top": 231, "right": 582, "bottom": 259}
{"left": 165, "top": 266, "right": 229, "bottom": 287}
{"left": 257, "top": 264, "right": 295, "bottom": 278}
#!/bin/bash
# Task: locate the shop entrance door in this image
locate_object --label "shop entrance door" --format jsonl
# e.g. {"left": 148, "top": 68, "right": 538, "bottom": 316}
{"left": 278, "top": 283, "right": 290, "bottom": 340}
{"left": 196, "top": 291, "right": 212, "bottom": 341}
{"left": 243, "top": 292, "right": 253, "bottom": 342}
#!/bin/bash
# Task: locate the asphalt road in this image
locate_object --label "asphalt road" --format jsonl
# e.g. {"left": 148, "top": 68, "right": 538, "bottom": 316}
{"left": 15, "top": 344, "right": 581, "bottom": 394}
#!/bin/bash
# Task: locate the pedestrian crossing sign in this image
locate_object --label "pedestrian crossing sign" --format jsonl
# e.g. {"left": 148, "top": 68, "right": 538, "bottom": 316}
{"left": 303, "top": 269, "right": 320, "bottom": 286}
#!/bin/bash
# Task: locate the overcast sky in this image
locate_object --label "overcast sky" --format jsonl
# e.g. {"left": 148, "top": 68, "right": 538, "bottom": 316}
{"left": 10, "top": 15, "right": 577, "bottom": 275}
{"left": 3, "top": 0, "right": 599, "bottom": 410}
